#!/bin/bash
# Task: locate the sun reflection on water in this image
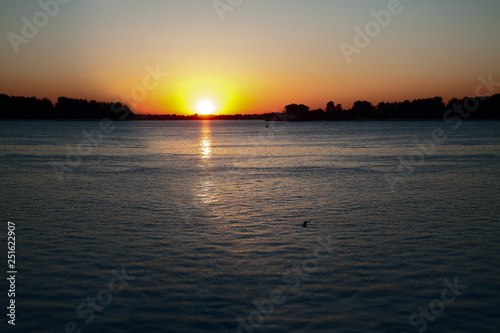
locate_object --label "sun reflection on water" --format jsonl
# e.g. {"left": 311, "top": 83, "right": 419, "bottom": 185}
{"left": 200, "top": 122, "right": 212, "bottom": 160}
{"left": 197, "top": 121, "right": 219, "bottom": 206}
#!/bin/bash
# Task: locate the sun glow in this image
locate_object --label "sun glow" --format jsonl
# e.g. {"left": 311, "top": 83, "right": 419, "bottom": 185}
{"left": 165, "top": 76, "right": 249, "bottom": 115}
{"left": 196, "top": 100, "right": 216, "bottom": 115}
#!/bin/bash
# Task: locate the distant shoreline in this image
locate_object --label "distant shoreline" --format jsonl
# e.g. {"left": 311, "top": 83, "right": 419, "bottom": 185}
{"left": 2, "top": 117, "right": 500, "bottom": 122}
{"left": 2, "top": 93, "right": 499, "bottom": 121}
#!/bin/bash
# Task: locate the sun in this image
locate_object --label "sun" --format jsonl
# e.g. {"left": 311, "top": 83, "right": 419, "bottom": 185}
{"left": 196, "top": 100, "right": 216, "bottom": 115}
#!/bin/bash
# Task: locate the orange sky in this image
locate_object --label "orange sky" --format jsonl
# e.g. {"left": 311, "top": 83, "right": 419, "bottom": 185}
{"left": 1, "top": 0, "right": 499, "bottom": 115}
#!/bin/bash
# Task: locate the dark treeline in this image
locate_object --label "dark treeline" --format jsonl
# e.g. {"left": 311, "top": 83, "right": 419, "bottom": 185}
{"left": 0, "top": 94, "right": 134, "bottom": 120}
{"left": 1, "top": 93, "right": 499, "bottom": 121}
{"left": 275, "top": 95, "right": 500, "bottom": 121}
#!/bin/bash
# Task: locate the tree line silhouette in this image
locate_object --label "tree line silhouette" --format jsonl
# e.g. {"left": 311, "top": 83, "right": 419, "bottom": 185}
{"left": 279, "top": 95, "right": 500, "bottom": 121}
{"left": 1, "top": 93, "right": 499, "bottom": 121}
{"left": 0, "top": 94, "right": 134, "bottom": 120}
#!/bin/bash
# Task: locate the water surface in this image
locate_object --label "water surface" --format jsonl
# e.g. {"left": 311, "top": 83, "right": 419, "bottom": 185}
{"left": 1, "top": 120, "right": 499, "bottom": 333}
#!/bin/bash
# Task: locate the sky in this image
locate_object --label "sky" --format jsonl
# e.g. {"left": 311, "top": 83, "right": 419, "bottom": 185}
{"left": 1, "top": 0, "right": 499, "bottom": 115}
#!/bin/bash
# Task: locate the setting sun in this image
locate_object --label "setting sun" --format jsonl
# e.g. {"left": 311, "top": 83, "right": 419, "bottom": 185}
{"left": 196, "top": 100, "right": 216, "bottom": 115}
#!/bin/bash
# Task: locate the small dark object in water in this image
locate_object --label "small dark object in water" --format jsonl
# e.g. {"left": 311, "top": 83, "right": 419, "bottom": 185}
{"left": 302, "top": 221, "right": 309, "bottom": 228}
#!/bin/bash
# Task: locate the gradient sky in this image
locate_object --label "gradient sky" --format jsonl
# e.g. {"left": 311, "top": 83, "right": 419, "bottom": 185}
{"left": 1, "top": 0, "right": 499, "bottom": 115}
